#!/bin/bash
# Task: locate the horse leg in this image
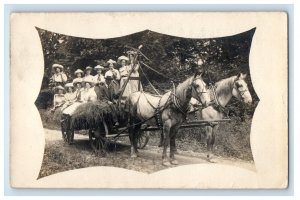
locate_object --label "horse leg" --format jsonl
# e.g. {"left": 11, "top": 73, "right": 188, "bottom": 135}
{"left": 133, "top": 123, "right": 141, "bottom": 154}
{"left": 129, "top": 117, "right": 137, "bottom": 158}
{"left": 162, "top": 120, "right": 172, "bottom": 166}
{"left": 170, "top": 124, "right": 180, "bottom": 165}
{"left": 158, "top": 130, "right": 164, "bottom": 147}
{"left": 205, "top": 126, "right": 214, "bottom": 161}
{"left": 170, "top": 134, "right": 179, "bottom": 155}
{"left": 206, "top": 124, "right": 218, "bottom": 162}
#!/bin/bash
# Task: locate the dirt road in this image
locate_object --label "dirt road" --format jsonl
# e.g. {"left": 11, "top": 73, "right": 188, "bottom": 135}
{"left": 39, "top": 128, "right": 255, "bottom": 178}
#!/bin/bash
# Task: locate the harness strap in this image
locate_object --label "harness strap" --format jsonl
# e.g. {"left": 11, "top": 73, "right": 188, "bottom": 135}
{"left": 154, "top": 96, "right": 163, "bottom": 129}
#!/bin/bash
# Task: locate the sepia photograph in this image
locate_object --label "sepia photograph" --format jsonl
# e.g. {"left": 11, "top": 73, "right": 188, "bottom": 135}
{"left": 35, "top": 27, "right": 258, "bottom": 177}
{"left": 9, "top": 12, "right": 288, "bottom": 189}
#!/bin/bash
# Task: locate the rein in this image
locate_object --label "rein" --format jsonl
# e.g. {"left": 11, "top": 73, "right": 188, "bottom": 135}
{"left": 171, "top": 83, "right": 191, "bottom": 115}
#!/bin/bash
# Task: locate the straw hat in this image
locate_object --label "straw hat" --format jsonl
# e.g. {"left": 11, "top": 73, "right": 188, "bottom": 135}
{"left": 85, "top": 66, "right": 93, "bottom": 71}
{"left": 65, "top": 83, "right": 74, "bottom": 88}
{"left": 54, "top": 85, "right": 65, "bottom": 93}
{"left": 72, "top": 78, "right": 83, "bottom": 86}
{"left": 94, "top": 65, "right": 104, "bottom": 70}
{"left": 74, "top": 69, "right": 84, "bottom": 75}
{"left": 52, "top": 64, "right": 64, "bottom": 70}
{"left": 107, "top": 59, "right": 117, "bottom": 64}
{"left": 117, "top": 56, "right": 129, "bottom": 62}
{"left": 82, "top": 76, "right": 95, "bottom": 86}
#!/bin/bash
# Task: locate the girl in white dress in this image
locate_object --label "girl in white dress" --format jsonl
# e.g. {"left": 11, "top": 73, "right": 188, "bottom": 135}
{"left": 94, "top": 65, "right": 105, "bottom": 85}
{"left": 62, "top": 76, "right": 97, "bottom": 116}
{"left": 50, "top": 85, "right": 66, "bottom": 112}
{"left": 104, "top": 59, "right": 120, "bottom": 81}
{"left": 61, "top": 83, "right": 77, "bottom": 110}
{"left": 118, "top": 54, "right": 142, "bottom": 103}
{"left": 72, "top": 69, "right": 84, "bottom": 84}
{"left": 50, "top": 64, "right": 68, "bottom": 88}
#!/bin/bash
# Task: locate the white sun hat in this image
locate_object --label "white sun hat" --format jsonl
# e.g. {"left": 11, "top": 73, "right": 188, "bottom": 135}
{"left": 65, "top": 83, "right": 74, "bottom": 88}
{"left": 107, "top": 59, "right": 117, "bottom": 64}
{"left": 85, "top": 66, "right": 93, "bottom": 71}
{"left": 94, "top": 65, "right": 104, "bottom": 70}
{"left": 52, "top": 64, "right": 64, "bottom": 69}
{"left": 117, "top": 56, "right": 129, "bottom": 61}
{"left": 82, "top": 76, "right": 95, "bottom": 86}
{"left": 74, "top": 69, "right": 84, "bottom": 75}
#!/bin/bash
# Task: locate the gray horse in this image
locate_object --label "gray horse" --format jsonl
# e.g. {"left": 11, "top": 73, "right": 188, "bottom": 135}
{"left": 126, "top": 74, "right": 210, "bottom": 166}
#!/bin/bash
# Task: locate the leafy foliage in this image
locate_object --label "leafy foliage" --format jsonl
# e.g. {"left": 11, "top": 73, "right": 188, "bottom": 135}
{"left": 36, "top": 27, "right": 258, "bottom": 117}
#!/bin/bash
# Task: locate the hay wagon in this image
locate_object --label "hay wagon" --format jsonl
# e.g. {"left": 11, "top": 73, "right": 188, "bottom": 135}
{"left": 60, "top": 100, "right": 230, "bottom": 155}
{"left": 60, "top": 101, "right": 151, "bottom": 155}
{"left": 60, "top": 46, "right": 232, "bottom": 155}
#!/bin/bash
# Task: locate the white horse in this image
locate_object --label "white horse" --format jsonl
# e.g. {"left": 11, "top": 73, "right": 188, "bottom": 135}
{"left": 126, "top": 74, "right": 210, "bottom": 166}
{"left": 185, "top": 73, "right": 253, "bottom": 160}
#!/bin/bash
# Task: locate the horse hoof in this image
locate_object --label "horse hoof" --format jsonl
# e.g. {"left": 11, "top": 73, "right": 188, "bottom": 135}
{"left": 162, "top": 161, "right": 172, "bottom": 166}
{"left": 170, "top": 159, "right": 179, "bottom": 165}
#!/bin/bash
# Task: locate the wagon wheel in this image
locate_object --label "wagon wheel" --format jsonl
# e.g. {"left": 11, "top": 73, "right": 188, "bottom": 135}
{"left": 137, "top": 131, "right": 150, "bottom": 149}
{"left": 89, "top": 121, "right": 109, "bottom": 155}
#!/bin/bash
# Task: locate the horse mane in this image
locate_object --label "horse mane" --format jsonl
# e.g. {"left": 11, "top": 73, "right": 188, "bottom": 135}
{"left": 214, "top": 75, "right": 237, "bottom": 98}
{"left": 175, "top": 76, "right": 194, "bottom": 104}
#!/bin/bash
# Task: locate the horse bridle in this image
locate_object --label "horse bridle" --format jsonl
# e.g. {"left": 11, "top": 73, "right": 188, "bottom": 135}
{"left": 234, "top": 80, "right": 249, "bottom": 101}
{"left": 171, "top": 77, "right": 208, "bottom": 115}
{"left": 191, "top": 77, "right": 208, "bottom": 106}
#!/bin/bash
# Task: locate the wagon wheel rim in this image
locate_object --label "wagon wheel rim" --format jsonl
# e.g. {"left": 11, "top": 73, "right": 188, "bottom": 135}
{"left": 137, "top": 131, "right": 150, "bottom": 149}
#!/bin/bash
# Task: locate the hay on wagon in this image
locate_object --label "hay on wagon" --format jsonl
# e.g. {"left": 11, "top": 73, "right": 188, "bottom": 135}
{"left": 70, "top": 101, "right": 115, "bottom": 131}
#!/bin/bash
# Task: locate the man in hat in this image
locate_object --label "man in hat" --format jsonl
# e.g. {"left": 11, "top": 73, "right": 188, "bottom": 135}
{"left": 194, "top": 58, "right": 214, "bottom": 84}
{"left": 195, "top": 58, "right": 205, "bottom": 74}
{"left": 96, "top": 75, "right": 120, "bottom": 126}
{"left": 49, "top": 64, "right": 68, "bottom": 88}
{"left": 105, "top": 59, "right": 120, "bottom": 81}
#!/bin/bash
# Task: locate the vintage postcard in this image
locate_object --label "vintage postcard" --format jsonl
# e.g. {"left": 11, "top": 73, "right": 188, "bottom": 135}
{"left": 10, "top": 12, "right": 288, "bottom": 188}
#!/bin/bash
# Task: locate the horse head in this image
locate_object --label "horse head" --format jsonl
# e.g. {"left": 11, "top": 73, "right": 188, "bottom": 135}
{"left": 191, "top": 73, "right": 210, "bottom": 107}
{"left": 232, "top": 73, "right": 252, "bottom": 105}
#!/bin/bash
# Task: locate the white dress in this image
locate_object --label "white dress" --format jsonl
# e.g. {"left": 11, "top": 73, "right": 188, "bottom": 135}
{"left": 62, "top": 87, "right": 97, "bottom": 115}
{"left": 72, "top": 77, "right": 83, "bottom": 84}
{"left": 52, "top": 72, "right": 68, "bottom": 83}
{"left": 120, "top": 64, "right": 142, "bottom": 100}
{"left": 83, "top": 75, "right": 95, "bottom": 84}
{"left": 94, "top": 74, "right": 105, "bottom": 84}
{"left": 105, "top": 69, "right": 120, "bottom": 81}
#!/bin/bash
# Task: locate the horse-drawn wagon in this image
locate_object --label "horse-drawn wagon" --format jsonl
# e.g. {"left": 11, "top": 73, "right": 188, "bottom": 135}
{"left": 60, "top": 46, "right": 253, "bottom": 165}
